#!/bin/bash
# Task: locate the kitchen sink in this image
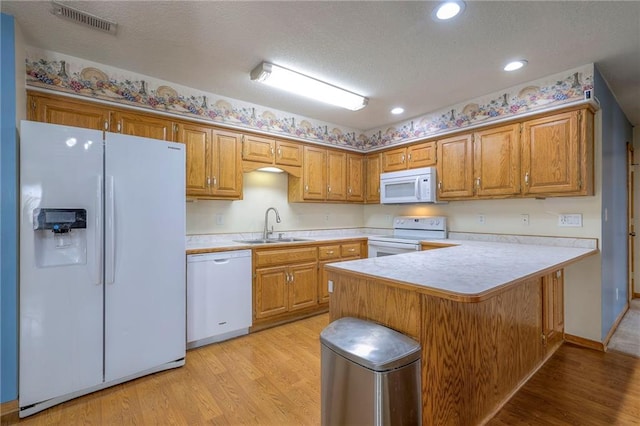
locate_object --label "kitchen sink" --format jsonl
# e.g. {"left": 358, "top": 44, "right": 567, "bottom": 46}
{"left": 235, "top": 238, "right": 312, "bottom": 244}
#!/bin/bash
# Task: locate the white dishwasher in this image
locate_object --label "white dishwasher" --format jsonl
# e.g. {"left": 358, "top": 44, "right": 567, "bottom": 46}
{"left": 187, "top": 250, "right": 252, "bottom": 349}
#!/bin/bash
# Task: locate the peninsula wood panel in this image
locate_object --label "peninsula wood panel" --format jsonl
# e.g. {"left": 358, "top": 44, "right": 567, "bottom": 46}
{"left": 327, "top": 272, "right": 422, "bottom": 340}
{"left": 421, "top": 278, "right": 542, "bottom": 426}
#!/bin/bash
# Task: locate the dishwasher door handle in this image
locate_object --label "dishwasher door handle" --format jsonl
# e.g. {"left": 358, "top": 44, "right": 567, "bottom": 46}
{"left": 212, "top": 258, "right": 231, "bottom": 264}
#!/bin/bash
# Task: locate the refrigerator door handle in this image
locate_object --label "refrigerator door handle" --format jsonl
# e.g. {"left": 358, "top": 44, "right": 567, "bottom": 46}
{"left": 95, "top": 175, "right": 103, "bottom": 285}
{"left": 105, "top": 175, "right": 116, "bottom": 285}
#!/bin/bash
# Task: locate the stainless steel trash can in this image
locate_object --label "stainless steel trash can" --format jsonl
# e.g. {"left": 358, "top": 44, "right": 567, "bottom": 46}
{"left": 320, "top": 317, "right": 421, "bottom": 426}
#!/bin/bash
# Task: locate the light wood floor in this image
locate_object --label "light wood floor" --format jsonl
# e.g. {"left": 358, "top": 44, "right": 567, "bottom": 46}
{"left": 4, "top": 313, "right": 640, "bottom": 425}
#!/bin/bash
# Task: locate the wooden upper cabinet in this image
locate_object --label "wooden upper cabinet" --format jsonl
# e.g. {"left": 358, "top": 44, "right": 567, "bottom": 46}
{"left": 437, "top": 133, "right": 474, "bottom": 199}
{"left": 275, "top": 140, "right": 302, "bottom": 166}
{"left": 110, "top": 110, "right": 174, "bottom": 141}
{"left": 28, "top": 92, "right": 109, "bottom": 130}
{"left": 407, "top": 141, "right": 436, "bottom": 168}
{"left": 346, "top": 154, "right": 364, "bottom": 202}
{"left": 474, "top": 124, "right": 521, "bottom": 197}
{"left": 521, "top": 110, "right": 587, "bottom": 196}
{"left": 302, "top": 146, "right": 327, "bottom": 200}
{"left": 382, "top": 141, "right": 436, "bottom": 172}
{"left": 382, "top": 147, "right": 408, "bottom": 172}
{"left": 242, "top": 134, "right": 275, "bottom": 163}
{"left": 365, "top": 153, "right": 381, "bottom": 203}
{"left": 327, "top": 150, "right": 347, "bottom": 201}
{"left": 177, "top": 122, "right": 212, "bottom": 197}
{"left": 176, "top": 124, "right": 242, "bottom": 199}
{"left": 211, "top": 129, "right": 243, "bottom": 198}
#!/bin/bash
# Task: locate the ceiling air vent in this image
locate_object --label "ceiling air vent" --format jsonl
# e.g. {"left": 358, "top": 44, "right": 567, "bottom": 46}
{"left": 51, "top": 1, "right": 117, "bottom": 35}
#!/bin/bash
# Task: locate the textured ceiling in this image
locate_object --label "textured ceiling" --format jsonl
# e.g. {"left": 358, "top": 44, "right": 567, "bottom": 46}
{"left": 3, "top": 1, "right": 640, "bottom": 130}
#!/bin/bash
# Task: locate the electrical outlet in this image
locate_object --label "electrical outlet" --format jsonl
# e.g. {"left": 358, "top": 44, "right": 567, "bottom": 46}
{"left": 558, "top": 214, "right": 582, "bottom": 227}
{"left": 215, "top": 213, "right": 224, "bottom": 225}
{"left": 520, "top": 214, "right": 529, "bottom": 226}
{"left": 478, "top": 214, "right": 485, "bottom": 224}
{"left": 385, "top": 214, "right": 391, "bottom": 222}
{"left": 324, "top": 213, "right": 330, "bottom": 221}
{"left": 328, "top": 280, "right": 334, "bottom": 293}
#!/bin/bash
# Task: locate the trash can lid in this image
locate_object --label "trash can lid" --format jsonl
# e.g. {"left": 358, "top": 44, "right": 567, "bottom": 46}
{"left": 320, "top": 317, "right": 421, "bottom": 372}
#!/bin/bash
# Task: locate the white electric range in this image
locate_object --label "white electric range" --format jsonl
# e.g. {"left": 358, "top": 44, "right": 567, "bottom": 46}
{"left": 368, "top": 216, "right": 448, "bottom": 257}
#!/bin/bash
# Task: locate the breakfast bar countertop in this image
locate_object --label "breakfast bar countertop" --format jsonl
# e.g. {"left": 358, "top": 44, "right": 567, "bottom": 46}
{"left": 325, "top": 239, "right": 598, "bottom": 301}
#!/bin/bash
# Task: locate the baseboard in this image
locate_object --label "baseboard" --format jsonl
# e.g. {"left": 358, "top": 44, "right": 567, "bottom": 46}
{"left": 602, "top": 302, "right": 630, "bottom": 350}
{"left": 1, "top": 399, "right": 18, "bottom": 419}
{"left": 564, "top": 333, "right": 605, "bottom": 351}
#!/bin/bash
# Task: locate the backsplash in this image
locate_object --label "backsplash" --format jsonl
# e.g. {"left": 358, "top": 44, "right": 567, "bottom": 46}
{"left": 25, "top": 47, "right": 593, "bottom": 151}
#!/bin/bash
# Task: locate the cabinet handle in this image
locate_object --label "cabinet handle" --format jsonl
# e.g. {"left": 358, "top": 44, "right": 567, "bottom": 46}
{"left": 348, "top": 248, "right": 355, "bottom": 252}
{"left": 207, "top": 176, "right": 211, "bottom": 187}
{"left": 104, "top": 120, "right": 109, "bottom": 131}
{"left": 524, "top": 172, "right": 529, "bottom": 185}
{"left": 117, "top": 121, "right": 122, "bottom": 132}
{"left": 327, "top": 250, "right": 334, "bottom": 255}
{"left": 277, "top": 148, "right": 282, "bottom": 157}
{"left": 377, "top": 187, "right": 380, "bottom": 194}
{"left": 327, "top": 185, "right": 331, "bottom": 193}
{"left": 163, "top": 127, "right": 167, "bottom": 140}
{"left": 476, "top": 177, "right": 481, "bottom": 188}
{"left": 348, "top": 187, "right": 352, "bottom": 194}
{"left": 401, "top": 154, "right": 405, "bottom": 163}
{"left": 305, "top": 185, "right": 309, "bottom": 192}
{"left": 438, "top": 181, "right": 443, "bottom": 192}
{"left": 271, "top": 146, "right": 275, "bottom": 156}
{"left": 408, "top": 153, "right": 412, "bottom": 161}
{"left": 213, "top": 176, "right": 217, "bottom": 187}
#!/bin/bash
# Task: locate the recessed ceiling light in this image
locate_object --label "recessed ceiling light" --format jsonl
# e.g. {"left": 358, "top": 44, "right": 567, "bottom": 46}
{"left": 391, "top": 107, "right": 404, "bottom": 115}
{"left": 504, "top": 60, "right": 528, "bottom": 72}
{"left": 433, "top": 1, "right": 465, "bottom": 21}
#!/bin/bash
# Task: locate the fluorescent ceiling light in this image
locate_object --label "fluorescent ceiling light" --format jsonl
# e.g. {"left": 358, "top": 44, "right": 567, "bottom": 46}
{"left": 504, "top": 60, "right": 528, "bottom": 71}
{"left": 250, "top": 62, "right": 368, "bottom": 111}
{"left": 433, "top": 1, "right": 465, "bottom": 20}
{"left": 391, "top": 107, "right": 405, "bottom": 115}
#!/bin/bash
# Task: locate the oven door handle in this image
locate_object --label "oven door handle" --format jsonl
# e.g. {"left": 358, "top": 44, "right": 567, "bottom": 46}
{"left": 368, "top": 240, "right": 420, "bottom": 250}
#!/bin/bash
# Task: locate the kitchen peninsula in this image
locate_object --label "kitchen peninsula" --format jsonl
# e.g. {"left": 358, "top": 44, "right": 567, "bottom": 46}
{"left": 324, "top": 239, "right": 597, "bottom": 426}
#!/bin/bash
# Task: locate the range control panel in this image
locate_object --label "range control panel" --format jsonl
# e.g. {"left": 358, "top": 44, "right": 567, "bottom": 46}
{"left": 393, "top": 216, "right": 447, "bottom": 231}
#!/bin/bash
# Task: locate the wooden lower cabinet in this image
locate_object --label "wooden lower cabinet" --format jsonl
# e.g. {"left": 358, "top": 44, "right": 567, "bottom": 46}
{"left": 318, "top": 241, "right": 365, "bottom": 305}
{"left": 252, "top": 246, "right": 319, "bottom": 329}
{"left": 542, "top": 269, "right": 564, "bottom": 353}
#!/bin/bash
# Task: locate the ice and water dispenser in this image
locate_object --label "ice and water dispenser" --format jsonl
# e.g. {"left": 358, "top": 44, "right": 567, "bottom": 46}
{"left": 33, "top": 208, "right": 87, "bottom": 267}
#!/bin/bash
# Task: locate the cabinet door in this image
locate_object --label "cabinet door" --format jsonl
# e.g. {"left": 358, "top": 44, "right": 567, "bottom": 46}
{"left": 243, "top": 134, "right": 275, "bottom": 163}
{"left": 255, "top": 267, "right": 288, "bottom": 319}
{"left": 318, "top": 260, "right": 332, "bottom": 304}
{"left": 542, "top": 270, "right": 564, "bottom": 351}
{"left": 275, "top": 140, "right": 303, "bottom": 166}
{"left": 211, "top": 129, "right": 243, "bottom": 198}
{"left": 522, "top": 111, "right": 580, "bottom": 195}
{"left": 303, "top": 146, "right": 327, "bottom": 200}
{"left": 177, "top": 123, "right": 213, "bottom": 197}
{"left": 382, "top": 147, "right": 407, "bottom": 172}
{"left": 112, "top": 111, "right": 174, "bottom": 141}
{"left": 365, "top": 153, "right": 381, "bottom": 203}
{"left": 474, "top": 124, "right": 521, "bottom": 197}
{"left": 29, "top": 93, "right": 109, "bottom": 131}
{"left": 288, "top": 262, "right": 318, "bottom": 312}
{"left": 346, "top": 154, "right": 364, "bottom": 202}
{"left": 327, "top": 151, "right": 347, "bottom": 201}
{"left": 437, "top": 134, "right": 474, "bottom": 199}
{"left": 407, "top": 142, "right": 436, "bottom": 169}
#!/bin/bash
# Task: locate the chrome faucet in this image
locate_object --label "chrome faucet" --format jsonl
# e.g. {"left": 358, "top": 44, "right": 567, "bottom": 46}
{"left": 263, "top": 207, "right": 281, "bottom": 240}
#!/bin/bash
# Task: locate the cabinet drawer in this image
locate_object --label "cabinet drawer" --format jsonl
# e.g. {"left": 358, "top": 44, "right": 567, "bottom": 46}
{"left": 340, "top": 243, "right": 361, "bottom": 258}
{"left": 254, "top": 247, "right": 318, "bottom": 268}
{"left": 318, "top": 245, "right": 341, "bottom": 260}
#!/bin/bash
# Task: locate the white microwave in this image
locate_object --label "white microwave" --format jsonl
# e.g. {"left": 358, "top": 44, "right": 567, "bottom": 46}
{"left": 380, "top": 167, "right": 440, "bottom": 204}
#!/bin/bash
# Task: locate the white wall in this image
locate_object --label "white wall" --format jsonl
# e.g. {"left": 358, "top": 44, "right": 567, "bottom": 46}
{"left": 635, "top": 126, "right": 640, "bottom": 296}
{"left": 186, "top": 171, "right": 364, "bottom": 235}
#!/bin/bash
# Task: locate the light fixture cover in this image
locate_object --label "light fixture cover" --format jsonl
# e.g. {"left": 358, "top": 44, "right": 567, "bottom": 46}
{"left": 250, "top": 62, "right": 368, "bottom": 111}
{"left": 504, "top": 60, "right": 528, "bottom": 71}
{"left": 433, "top": 1, "right": 465, "bottom": 20}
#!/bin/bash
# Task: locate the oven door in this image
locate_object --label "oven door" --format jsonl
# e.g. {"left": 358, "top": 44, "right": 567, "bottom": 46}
{"left": 367, "top": 240, "right": 419, "bottom": 258}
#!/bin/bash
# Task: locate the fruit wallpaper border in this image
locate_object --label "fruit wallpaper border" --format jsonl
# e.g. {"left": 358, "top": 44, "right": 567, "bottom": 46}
{"left": 26, "top": 48, "right": 593, "bottom": 151}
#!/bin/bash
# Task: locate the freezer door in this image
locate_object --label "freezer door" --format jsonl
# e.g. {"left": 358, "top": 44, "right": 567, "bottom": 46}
{"left": 19, "top": 121, "right": 104, "bottom": 406}
{"left": 104, "top": 132, "right": 186, "bottom": 381}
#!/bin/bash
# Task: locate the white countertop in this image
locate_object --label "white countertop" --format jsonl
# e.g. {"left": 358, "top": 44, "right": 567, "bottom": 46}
{"left": 325, "top": 238, "right": 597, "bottom": 299}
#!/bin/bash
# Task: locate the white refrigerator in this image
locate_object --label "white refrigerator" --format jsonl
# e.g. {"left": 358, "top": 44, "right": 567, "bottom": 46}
{"left": 19, "top": 120, "right": 186, "bottom": 417}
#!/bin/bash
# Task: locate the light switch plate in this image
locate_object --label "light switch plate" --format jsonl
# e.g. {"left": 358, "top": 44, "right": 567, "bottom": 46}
{"left": 558, "top": 214, "right": 582, "bottom": 227}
